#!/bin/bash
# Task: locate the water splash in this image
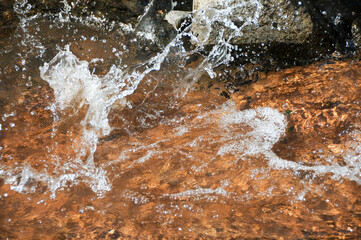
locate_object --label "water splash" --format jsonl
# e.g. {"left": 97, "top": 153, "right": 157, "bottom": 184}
{"left": 40, "top": 46, "right": 112, "bottom": 137}
{"left": 191, "top": 0, "right": 263, "bottom": 44}
{"left": 1, "top": 0, "right": 360, "bottom": 201}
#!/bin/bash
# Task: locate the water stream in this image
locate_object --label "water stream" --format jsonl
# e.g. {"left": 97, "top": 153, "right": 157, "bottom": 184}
{"left": 1, "top": 0, "right": 361, "bottom": 238}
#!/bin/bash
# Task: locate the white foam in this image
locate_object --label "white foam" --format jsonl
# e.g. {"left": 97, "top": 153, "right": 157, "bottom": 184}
{"left": 216, "top": 103, "right": 361, "bottom": 184}
{"left": 123, "top": 190, "right": 150, "bottom": 204}
{"left": 40, "top": 45, "right": 111, "bottom": 136}
{"left": 3, "top": 163, "right": 110, "bottom": 198}
{"left": 217, "top": 103, "right": 287, "bottom": 156}
{"left": 163, "top": 181, "right": 232, "bottom": 202}
{"left": 163, "top": 187, "right": 230, "bottom": 199}
{"left": 265, "top": 144, "right": 361, "bottom": 185}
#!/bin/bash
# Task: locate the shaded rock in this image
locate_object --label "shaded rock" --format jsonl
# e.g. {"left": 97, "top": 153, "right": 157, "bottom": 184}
{"left": 23, "top": 0, "right": 151, "bottom": 24}
{"left": 134, "top": 0, "right": 177, "bottom": 48}
{"left": 0, "top": 0, "right": 18, "bottom": 36}
{"left": 301, "top": 0, "right": 361, "bottom": 51}
{"left": 7, "top": 0, "right": 194, "bottom": 25}
{"left": 135, "top": 12, "right": 177, "bottom": 48}
{"left": 173, "top": 0, "right": 192, "bottom": 11}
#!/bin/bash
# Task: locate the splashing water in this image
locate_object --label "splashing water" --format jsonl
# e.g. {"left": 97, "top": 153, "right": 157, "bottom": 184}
{"left": 0, "top": 0, "right": 359, "bottom": 198}
{"left": 1, "top": 0, "right": 361, "bottom": 238}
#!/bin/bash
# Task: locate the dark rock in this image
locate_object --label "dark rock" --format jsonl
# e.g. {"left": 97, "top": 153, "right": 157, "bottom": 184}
{"left": 22, "top": 0, "right": 152, "bottom": 24}
{"left": 300, "top": 0, "right": 361, "bottom": 51}
{"left": 0, "top": 0, "right": 18, "bottom": 36}
{"left": 173, "top": 0, "right": 192, "bottom": 11}
{"left": 135, "top": 0, "right": 177, "bottom": 48}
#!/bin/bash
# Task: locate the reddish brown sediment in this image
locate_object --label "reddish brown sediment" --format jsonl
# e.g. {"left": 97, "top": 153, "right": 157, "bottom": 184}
{"left": 1, "top": 51, "right": 361, "bottom": 238}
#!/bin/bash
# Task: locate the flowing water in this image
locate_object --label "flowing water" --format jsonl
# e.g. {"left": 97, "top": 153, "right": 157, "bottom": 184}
{"left": 1, "top": 0, "right": 361, "bottom": 239}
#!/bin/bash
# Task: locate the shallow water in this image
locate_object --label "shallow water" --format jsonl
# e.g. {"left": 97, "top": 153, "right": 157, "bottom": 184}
{"left": 1, "top": 1, "right": 361, "bottom": 239}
